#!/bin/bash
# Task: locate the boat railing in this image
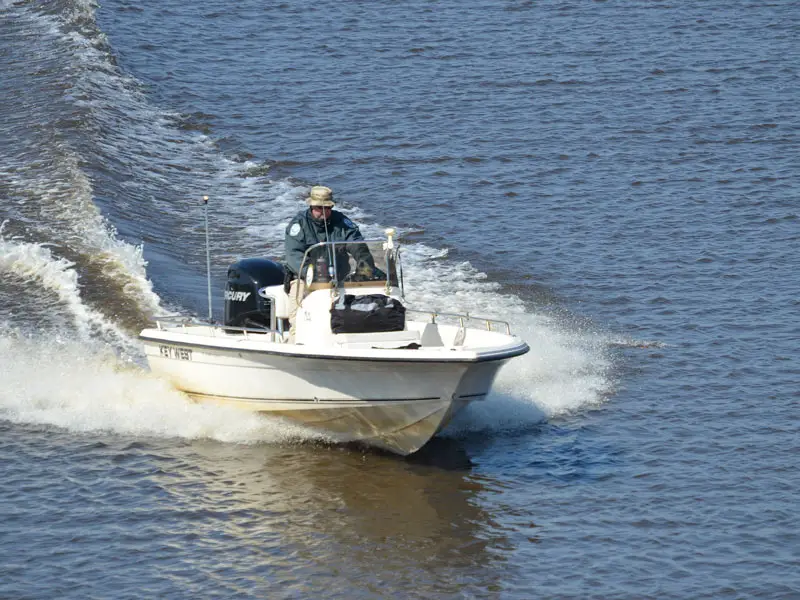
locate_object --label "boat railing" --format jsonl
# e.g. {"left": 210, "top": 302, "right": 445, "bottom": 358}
{"left": 405, "top": 309, "right": 512, "bottom": 335}
{"left": 153, "top": 316, "right": 285, "bottom": 342}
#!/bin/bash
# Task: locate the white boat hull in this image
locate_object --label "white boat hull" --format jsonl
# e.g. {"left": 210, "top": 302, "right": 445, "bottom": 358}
{"left": 140, "top": 329, "right": 522, "bottom": 455}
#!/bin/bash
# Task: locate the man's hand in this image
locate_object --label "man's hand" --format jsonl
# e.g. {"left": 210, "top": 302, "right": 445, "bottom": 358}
{"left": 355, "top": 260, "right": 374, "bottom": 279}
{"left": 352, "top": 261, "right": 387, "bottom": 282}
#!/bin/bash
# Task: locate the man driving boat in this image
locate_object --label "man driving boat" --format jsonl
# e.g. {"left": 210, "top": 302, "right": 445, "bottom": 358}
{"left": 284, "top": 185, "right": 375, "bottom": 282}
{"left": 284, "top": 186, "right": 380, "bottom": 333}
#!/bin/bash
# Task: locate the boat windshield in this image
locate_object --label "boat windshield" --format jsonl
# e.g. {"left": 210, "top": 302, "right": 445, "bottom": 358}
{"left": 300, "top": 240, "right": 401, "bottom": 288}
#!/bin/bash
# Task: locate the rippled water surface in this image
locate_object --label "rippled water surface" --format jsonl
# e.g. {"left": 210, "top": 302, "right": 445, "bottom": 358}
{"left": 1, "top": 0, "right": 798, "bottom": 598}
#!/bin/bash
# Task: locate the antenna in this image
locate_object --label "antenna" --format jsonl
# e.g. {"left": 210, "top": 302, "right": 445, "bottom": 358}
{"left": 203, "top": 195, "right": 212, "bottom": 321}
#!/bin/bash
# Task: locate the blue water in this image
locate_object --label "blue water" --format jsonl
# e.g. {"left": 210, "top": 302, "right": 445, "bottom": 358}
{"left": 1, "top": 0, "right": 798, "bottom": 597}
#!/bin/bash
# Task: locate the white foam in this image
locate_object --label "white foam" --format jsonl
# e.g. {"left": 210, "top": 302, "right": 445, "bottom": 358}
{"left": 0, "top": 331, "right": 332, "bottom": 445}
{"left": 0, "top": 226, "right": 143, "bottom": 354}
{"left": 398, "top": 246, "right": 613, "bottom": 434}
{"left": 491, "top": 319, "right": 611, "bottom": 414}
{"left": 60, "top": 0, "right": 102, "bottom": 28}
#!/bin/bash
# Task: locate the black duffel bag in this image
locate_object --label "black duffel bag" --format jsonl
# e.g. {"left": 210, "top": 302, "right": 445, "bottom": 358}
{"left": 330, "top": 294, "right": 406, "bottom": 334}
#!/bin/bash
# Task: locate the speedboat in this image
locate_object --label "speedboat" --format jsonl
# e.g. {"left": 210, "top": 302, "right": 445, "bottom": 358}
{"left": 139, "top": 229, "right": 529, "bottom": 455}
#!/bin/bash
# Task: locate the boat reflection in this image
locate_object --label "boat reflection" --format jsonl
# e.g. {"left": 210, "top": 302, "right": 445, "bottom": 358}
{"left": 155, "top": 440, "right": 513, "bottom": 596}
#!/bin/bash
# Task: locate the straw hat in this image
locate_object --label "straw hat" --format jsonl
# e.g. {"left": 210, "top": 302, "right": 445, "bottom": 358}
{"left": 305, "top": 186, "right": 335, "bottom": 207}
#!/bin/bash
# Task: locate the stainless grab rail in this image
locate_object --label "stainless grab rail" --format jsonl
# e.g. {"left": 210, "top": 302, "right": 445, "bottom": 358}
{"left": 152, "top": 317, "right": 284, "bottom": 342}
{"left": 405, "top": 309, "right": 512, "bottom": 335}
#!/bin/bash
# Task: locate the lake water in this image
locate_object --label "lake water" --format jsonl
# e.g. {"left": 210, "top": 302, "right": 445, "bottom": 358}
{"left": 1, "top": 0, "right": 798, "bottom": 597}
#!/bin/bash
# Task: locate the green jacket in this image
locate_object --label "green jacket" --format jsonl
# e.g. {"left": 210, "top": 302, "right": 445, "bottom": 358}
{"left": 284, "top": 209, "right": 370, "bottom": 277}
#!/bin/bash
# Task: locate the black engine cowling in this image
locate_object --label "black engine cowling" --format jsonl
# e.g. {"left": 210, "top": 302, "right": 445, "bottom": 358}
{"left": 224, "top": 258, "right": 285, "bottom": 328}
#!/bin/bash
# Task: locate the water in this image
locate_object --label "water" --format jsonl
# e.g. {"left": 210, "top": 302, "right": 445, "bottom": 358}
{"left": 1, "top": 0, "right": 798, "bottom": 597}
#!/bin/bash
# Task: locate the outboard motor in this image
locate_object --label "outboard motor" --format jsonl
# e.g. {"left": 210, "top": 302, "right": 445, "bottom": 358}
{"left": 224, "top": 258, "right": 285, "bottom": 329}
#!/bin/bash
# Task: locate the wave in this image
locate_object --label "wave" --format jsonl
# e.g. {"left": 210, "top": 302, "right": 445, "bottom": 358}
{"left": 0, "top": 329, "right": 332, "bottom": 445}
{"left": 0, "top": 225, "right": 146, "bottom": 357}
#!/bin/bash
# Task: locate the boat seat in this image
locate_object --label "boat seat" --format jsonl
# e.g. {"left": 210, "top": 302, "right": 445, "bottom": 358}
{"left": 272, "top": 294, "right": 291, "bottom": 319}
{"left": 259, "top": 284, "right": 291, "bottom": 319}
